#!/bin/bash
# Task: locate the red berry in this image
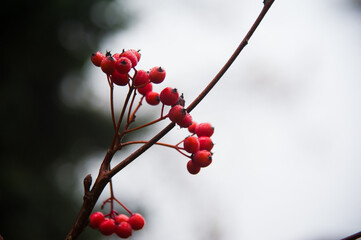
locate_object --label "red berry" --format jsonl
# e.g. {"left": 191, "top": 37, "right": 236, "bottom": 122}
{"left": 89, "top": 212, "right": 105, "bottom": 229}
{"left": 99, "top": 218, "right": 116, "bottom": 235}
{"left": 111, "top": 71, "right": 129, "bottom": 86}
{"left": 198, "top": 136, "right": 214, "bottom": 151}
{"left": 115, "top": 214, "right": 129, "bottom": 224}
{"left": 134, "top": 70, "right": 150, "bottom": 87}
{"left": 113, "top": 52, "right": 121, "bottom": 60}
{"left": 145, "top": 91, "right": 160, "bottom": 105}
{"left": 115, "top": 222, "right": 133, "bottom": 238}
{"left": 101, "top": 56, "right": 116, "bottom": 75}
{"left": 120, "top": 50, "right": 138, "bottom": 67}
{"left": 128, "top": 49, "right": 141, "bottom": 61}
{"left": 138, "top": 82, "right": 153, "bottom": 95}
{"left": 91, "top": 51, "right": 105, "bottom": 67}
{"left": 177, "top": 113, "right": 193, "bottom": 128}
{"left": 115, "top": 57, "right": 132, "bottom": 74}
{"left": 160, "top": 87, "right": 179, "bottom": 106}
{"left": 128, "top": 213, "right": 145, "bottom": 230}
{"left": 149, "top": 66, "right": 166, "bottom": 84}
{"left": 168, "top": 105, "right": 187, "bottom": 123}
{"left": 183, "top": 136, "right": 200, "bottom": 154}
{"left": 187, "top": 160, "right": 201, "bottom": 175}
{"left": 188, "top": 121, "right": 198, "bottom": 134}
{"left": 192, "top": 150, "right": 212, "bottom": 168}
{"left": 195, "top": 122, "right": 214, "bottom": 137}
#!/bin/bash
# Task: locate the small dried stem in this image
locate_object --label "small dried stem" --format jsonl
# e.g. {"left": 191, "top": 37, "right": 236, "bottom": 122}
{"left": 127, "top": 89, "right": 137, "bottom": 124}
{"left": 125, "top": 115, "right": 167, "bottom": 134}
{"left": 127, "top": 95, "right": 144, "bottom": 125}
{"left": 107, "top": 75, "right": 117, "bottom": 130}
{"left": 121, "top": 140, "right": 180, "bottom": 149}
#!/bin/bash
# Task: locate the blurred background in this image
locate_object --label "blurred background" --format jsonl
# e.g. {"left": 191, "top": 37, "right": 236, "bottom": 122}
{"left": 1, "top": 0, "right": 361, "bottom": 239}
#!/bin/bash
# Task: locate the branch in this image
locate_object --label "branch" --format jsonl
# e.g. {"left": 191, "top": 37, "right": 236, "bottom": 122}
{"left": 65, "top": 1, "right": 275, "bottom": 239}
{"left": 187, "top": 0, "right": 275, "bottom": 113}
{"left": 341, "top": 231, "right": 361, "bottom": 240}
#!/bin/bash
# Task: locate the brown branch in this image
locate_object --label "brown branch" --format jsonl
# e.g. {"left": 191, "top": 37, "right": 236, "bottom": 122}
{"left": 65, "top": 150, "right": 115, "bottom": 240}
{"left": 341, "top": 231, "right": 361, "bottom": 240}
{"left": 65, "top": 1, "right": 275, "bottom": 239}
{"left": 187, "top": 0, "right": 275, "bottom": 113}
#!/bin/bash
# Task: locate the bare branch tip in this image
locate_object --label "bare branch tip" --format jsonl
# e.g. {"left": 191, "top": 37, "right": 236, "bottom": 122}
{"left": 83, "top": 174, "right": 92, "bottom": 193}
{"left": 263, "top": 0, "right": 274, "bottom": 5}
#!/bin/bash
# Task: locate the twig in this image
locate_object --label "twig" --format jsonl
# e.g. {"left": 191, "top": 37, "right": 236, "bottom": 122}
{"left": 187, "top": 0, "right": 275, "bottom": 113}
{"left": 341, "top": 231, "right": 361, "bottom": 240}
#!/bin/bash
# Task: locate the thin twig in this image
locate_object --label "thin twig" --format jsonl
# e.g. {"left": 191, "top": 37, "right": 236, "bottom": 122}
{"left": 127, "top": 89, "right": 137, "bottom": 124}
{"left": 121, "top": 140, "right": 177, "bottom": 149}
{"left": 187, "top": 0, "right": 275, "bottom": 113}
{"left": 341, "top": 231, "right": 361, "bottom": 240}
{"left": 125, "top": 116, "right": 167, "bottom": 134}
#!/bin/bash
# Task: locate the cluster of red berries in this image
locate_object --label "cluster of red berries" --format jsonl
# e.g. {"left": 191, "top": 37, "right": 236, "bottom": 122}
{"left": 91, "top": 50, "right": 182, "bottom": 111}
{"left": 90, "top": 211, "right": 145, "bottom": 238}
{"left": 183, "top": 122, "right": 214, "bottom": 174}
{"left": 91, "top": 49, "right": 215, "bottom": 175}
{"left": 91, "top": 49, "right": 167, "bottom": 99}
{"left": 89, "top": 49, "right": 215, "bottom": 239}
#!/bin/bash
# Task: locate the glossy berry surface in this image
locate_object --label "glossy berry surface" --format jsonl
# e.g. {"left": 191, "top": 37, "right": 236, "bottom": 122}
{"left": 89, "top": 212, "right": 105, "bottom": 229}
{"left": 101, "top": 56, "right": 116, "bottom": 75}
{"left": 128, "top": 49, "right": 141, "bottom": 61}
{"left": 192, "top": 150, "right": 212, "bottom": 167}
{"left": 195, "top": 122, "right": 214, "bottom": 137}
{"left": 137, "top": 82, "right": 153, "bottom": 95}
{"left": 188, "top": 121, "right": 198, "bottom": 134}
{"left": 187, "top": 160, "right": 201, "bottom": 175}
{"left": 121, "top": 50, "right": 138, "bottom": 67}
{"left": 134, "top": 70, "right": 149, "bottom": 87}
{"left": 168, "top": 105, "right": 187, "bottom": 123}
{"left": 115, "top": 221, "right": 133, "bottom": 238}
{"left": 128, "top": 213, "right": 145, "bottom": 230}
{"left": 149, "top": 66, "right": 166, "bottom": 84}
{"left": 177, "top": 113, "right": 193, "bottom": 128}
{"left": 145, "top": 91, "right": 160, "bottom": 105}
{"left": 198, "top": 136, "right": 214, "bottom": 151}
{"left": 115, "top": 57, "right": 132, "bottom": 74}
{"left": 99, "top": 218, "right": 116, "bottom": 236}
{"left": 111, "top": 71, "right": 129, "bottom": 86}
{"left": 112, "top": 52, "right": 121, "bottom": 60}
{"left": 160, "top": 87, "right": 179, "bottom": 106}
{"left": 115, "top": 214, "right": 129, "bottom": 223}
{"left": 91, "top": 51, "right": 105, "bottom": 67}
{"left": 183, "top": 136, "right": 200, "bottom": 154}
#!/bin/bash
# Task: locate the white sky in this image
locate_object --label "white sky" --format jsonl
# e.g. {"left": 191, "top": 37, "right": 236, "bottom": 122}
{"left": 70, "top": 0, "right": 361, "bottom": 239}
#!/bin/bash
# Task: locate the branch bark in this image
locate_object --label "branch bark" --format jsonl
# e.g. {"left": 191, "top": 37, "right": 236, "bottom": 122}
{"left": 65, "top": 1, "right": 275, "bottom": 239}
{"left": 341, "top": 231, "right": 361, "bottom": 240}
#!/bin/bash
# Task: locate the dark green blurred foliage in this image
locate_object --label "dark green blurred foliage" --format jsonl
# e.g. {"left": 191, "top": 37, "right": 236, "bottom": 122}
{"left": 0, "top": 0, "right": 129, "bottom": 239}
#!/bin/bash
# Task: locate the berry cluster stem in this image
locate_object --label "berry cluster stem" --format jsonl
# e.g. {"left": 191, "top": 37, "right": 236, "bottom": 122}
{"left": 121, "top": 140, "right": 188, "bottom": 158}
{"left": 125, "top": 116, "right": 167, "bottom": 133}
{"left": 65, "top": 1, "right": 275, "bottom": 239}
